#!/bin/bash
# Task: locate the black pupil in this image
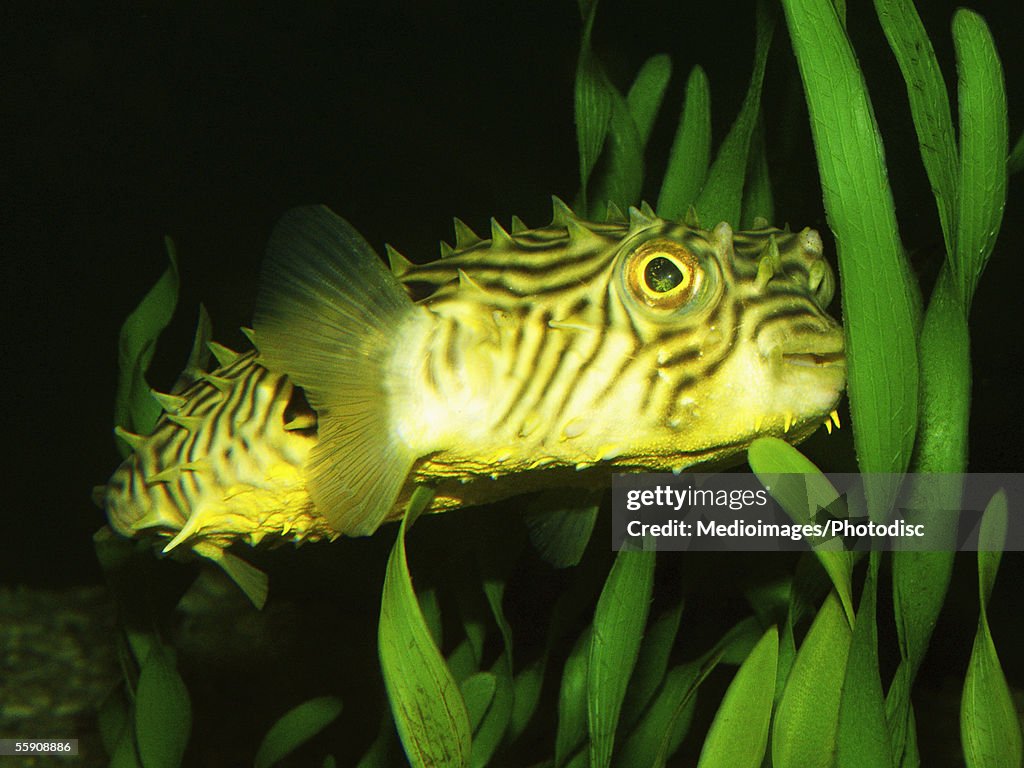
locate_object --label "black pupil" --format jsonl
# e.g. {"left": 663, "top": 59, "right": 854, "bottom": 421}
{"left": 644, "top": 256, "right": 683, "bottom": 293}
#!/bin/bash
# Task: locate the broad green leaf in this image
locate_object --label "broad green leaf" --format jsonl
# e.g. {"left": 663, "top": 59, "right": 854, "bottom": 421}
{"left": 616, "top": 661, "right": 701, "bottom": 768}
{"left": 781, "top": 0, "right": 918, "bottom": 504}
{"left": 773, "top": 591, "right": 853, "bottom": 768}
{"left": 620, "top": 602, "right": 684, "bottom": 733}
{"left": 254, "top": 696, "right": 343, "bottom": 768}
{"left": 588, "top": 549, "right": 656, "bottom": 768}
{"left": 626, "top": 54, "right": 672, "bottom": 151}
{"left": 470, "top": 559, "right": 517, "bottom": 765}
{"left": 589, "top": 92, "right": 644, "bottom": 215}
{"left": 471, "top": 656, "right": 514, "bottom": 768}
{"left": 748, "top": 437, "right": 855, "bottom": 624}
{"left": 715, "top": 615, "right": 765, "bottom": 666}
{"left": 978, "top": 491, "right": 1007, "bottom": 603}
{"left": 379, "top": 487, "right": 471, "bottom": 768}
{"left": 98, "top": 684, "right": 131, "bottom": 757}
{"left": 695, "top": 0, "right": 774, "bottom": 228}
{"left": 962, "top": 491, "right": 1022, "bottom": 768}
{"left": 891, "top": 479, "right": 960, "bottom": 661}
{"left": 873, "top": 0, "right": 958, "bottom": 258}
{"left": 460, "top": 673, "right": 497, "bottom": 733}
{"left": 953, "top": 9, "right": 1008, "bottom": 307}
{"left": 447, "top": 638, "right": 481, "bottom": 685}
{"left": 575, "top": 1, "right": 613, "bottom": 214}
{"left": 697, "top": 627, "right": 778, "bottom": 768}
{"left": 740, "top": 114, "right": 773, "bottom": 228}
{"left": 556, "top": 625, "right": 592, "bottom": 768}
{"left": 135, "top": 644, "right": 191, "bottom": 768}
{"left": 625, "top": 620, "right": 755, "bottom": 767}
{"left": 114, "top": 240, "right": 179, "bottom": 456}
{"left": 837, "top": 554, "right": 892, "bottom": 768}
{"left": 418, "top": 588, "right": 443, "bottom": 648}
{"left": 109, "top": 720, "right": 142, "bottom": 768}
{"left": 962, "top": 627, "right": 1022, "bottom": 768}
{"left": 510, "top": 657, "right": 546, "bottom": 740}
{"left": 658, "top": 65, "right": 711, "bottom": 220}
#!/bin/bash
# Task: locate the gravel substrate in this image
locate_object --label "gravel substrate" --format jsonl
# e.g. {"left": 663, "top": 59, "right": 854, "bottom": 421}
{"left": 0, "top": 586, "right": 118, "bottom": 766}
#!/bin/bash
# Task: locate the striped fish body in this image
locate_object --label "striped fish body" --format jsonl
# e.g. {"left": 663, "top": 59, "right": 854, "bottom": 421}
{"left": 104, "top": 350, "right": 331, "bottom": 553}
{"left": 105, "top": 200, "right": 845, "bottom": 561}
{"left": 393, "top": 211, "right": 843, "bottom": 491}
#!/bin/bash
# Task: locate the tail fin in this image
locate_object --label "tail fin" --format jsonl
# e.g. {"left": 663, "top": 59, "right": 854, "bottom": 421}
{"left": 253, "top": 206, "right": 420, "bottom": 535}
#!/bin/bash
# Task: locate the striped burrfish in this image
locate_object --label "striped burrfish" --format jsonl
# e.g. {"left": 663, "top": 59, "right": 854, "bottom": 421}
{"left": 103, "top": 201, "right": 845, "bottom": 587}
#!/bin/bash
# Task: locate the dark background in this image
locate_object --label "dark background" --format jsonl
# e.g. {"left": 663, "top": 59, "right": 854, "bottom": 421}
{"left": 5, "top": 0, "right": 1023, "bottom": 589}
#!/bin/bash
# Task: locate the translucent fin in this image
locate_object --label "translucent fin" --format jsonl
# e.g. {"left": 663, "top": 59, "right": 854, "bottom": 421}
{"left": 193, "top": 541, "right": 268, "bottom": 610}
{"left": 253, "top": 206, "right": 419, "bottom": 535}
{"left": 522, "top": 490, "right": 601, "bottom": 568}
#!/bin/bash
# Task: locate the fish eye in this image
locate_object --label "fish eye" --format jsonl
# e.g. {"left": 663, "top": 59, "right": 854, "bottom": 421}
{"left": 644, "top": 256, "right": 686, "bottom": 293}
{"left": 626, "top": 239, "right": 703, "bottom": 311}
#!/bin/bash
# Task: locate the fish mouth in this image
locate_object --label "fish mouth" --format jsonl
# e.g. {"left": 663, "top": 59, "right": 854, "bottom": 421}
{"left": 780, "top": 349, "right": 846, "bottom": 369}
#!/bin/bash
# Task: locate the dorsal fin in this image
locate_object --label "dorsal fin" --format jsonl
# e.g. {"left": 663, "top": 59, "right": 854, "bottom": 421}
{"left": 253, "top": 206, "right": 423, "bottom": 535}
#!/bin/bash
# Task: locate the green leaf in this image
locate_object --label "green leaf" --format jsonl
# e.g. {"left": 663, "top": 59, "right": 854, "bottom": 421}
{"left": 748, "top": 437, "right": 855, "bottom": 625}
{"left": 961, "top": 490, "right": 1022, "bottom": 768}
{"left": 556, "top": 625, "right": 592, "bottom": 768}
{"left": 254, "top": 696, "right": 343, "bottom": 768}
{"left": 978, "top": 491, "right": 1007, "bottom": 605}
{"left": 510, "top": 657, "right": 546, "bottom": 740}
{"left": 379, "top": 487, "right": 472, "bottom": 768}
{"left": 114, "top": 240, "right": 180, "bottom": 456}
{"left": 740, "top": 114, "right": 773, "bottom": 228}
{"left": 472, "top": 657, "right": 513, "bottom": 768}
{"left": 953, "top": 9, "right": 1008, "bottom": 307}
{"left": 461, "top": 673, "right": 498, "bottom": 733}
{"left": 575, "top": 1, "right": 614, "bottom": 214}
{"left": 781, "top": 0, "right": 919, "bottom": 504}
{"left": 588, "top": 549, "right": 655, "bottom": 768}
{"left": 873, "top": 0, "right": 959, "bottom": 259}
{"left": 620, "top": 602, "right": 684, "bottom": 733}
{"left": 418, "top": 588, "right": 443, "bottom": 648}
{"left": 98, "top": 684, "right": 131, "bottom": 757}
{"left": 695, "top": 0, "right": 774, "bottom": 228}
{"left": 109, "top": 719, "right": 142, "bottom": 768}
{"left": 773, "top": 591, "right": 853, "bottom": 768}
{"left": 837, "top": 554, "right": 892, "bottom": 768}
{"left": 468, "top": 560, "right": 516, "bottom": 765}
{"left": 626, "top": 54, "right": 672, "bottom": 151}
{"left": 589, "top": 92, "right": 645, "bottom": 215}
{"left": 697, "top": 627, "right": 778, "bottom": 768}
{"left": 914, "top": 266, "right": 970, "bottom": 476}
{"left": 658, "top": 65, "right": 711, "bottom": 220}
{"left": 616, "top": 661, "right": 701, "bottom": 768}
{"left": 135, "top": 644, "right": 191, "bottom": 768}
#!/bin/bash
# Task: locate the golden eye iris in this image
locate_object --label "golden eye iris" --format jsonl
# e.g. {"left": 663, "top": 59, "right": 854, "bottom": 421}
{"left": 626, "top": 239, "right": 702, "bottom": 310}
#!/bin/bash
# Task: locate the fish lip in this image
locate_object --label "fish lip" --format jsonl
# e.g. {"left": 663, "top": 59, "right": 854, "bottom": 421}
{"left": 779, "top": 349, "right": 846, "bottom": 369}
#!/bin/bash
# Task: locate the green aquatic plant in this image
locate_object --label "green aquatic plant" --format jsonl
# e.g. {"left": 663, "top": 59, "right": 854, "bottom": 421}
{"left": 95, "top": 0, "right": 1020, "bottom": 766}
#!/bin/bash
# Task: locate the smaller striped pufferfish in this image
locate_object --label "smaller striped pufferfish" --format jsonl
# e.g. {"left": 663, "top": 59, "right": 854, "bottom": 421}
{"left": 103, "top": 200, "right": 846, "bottom": 598}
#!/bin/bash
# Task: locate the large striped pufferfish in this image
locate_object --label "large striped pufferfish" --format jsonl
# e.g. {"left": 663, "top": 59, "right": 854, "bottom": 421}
{"left": 103, "top": 200, "right": 845, "bottom": 587}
